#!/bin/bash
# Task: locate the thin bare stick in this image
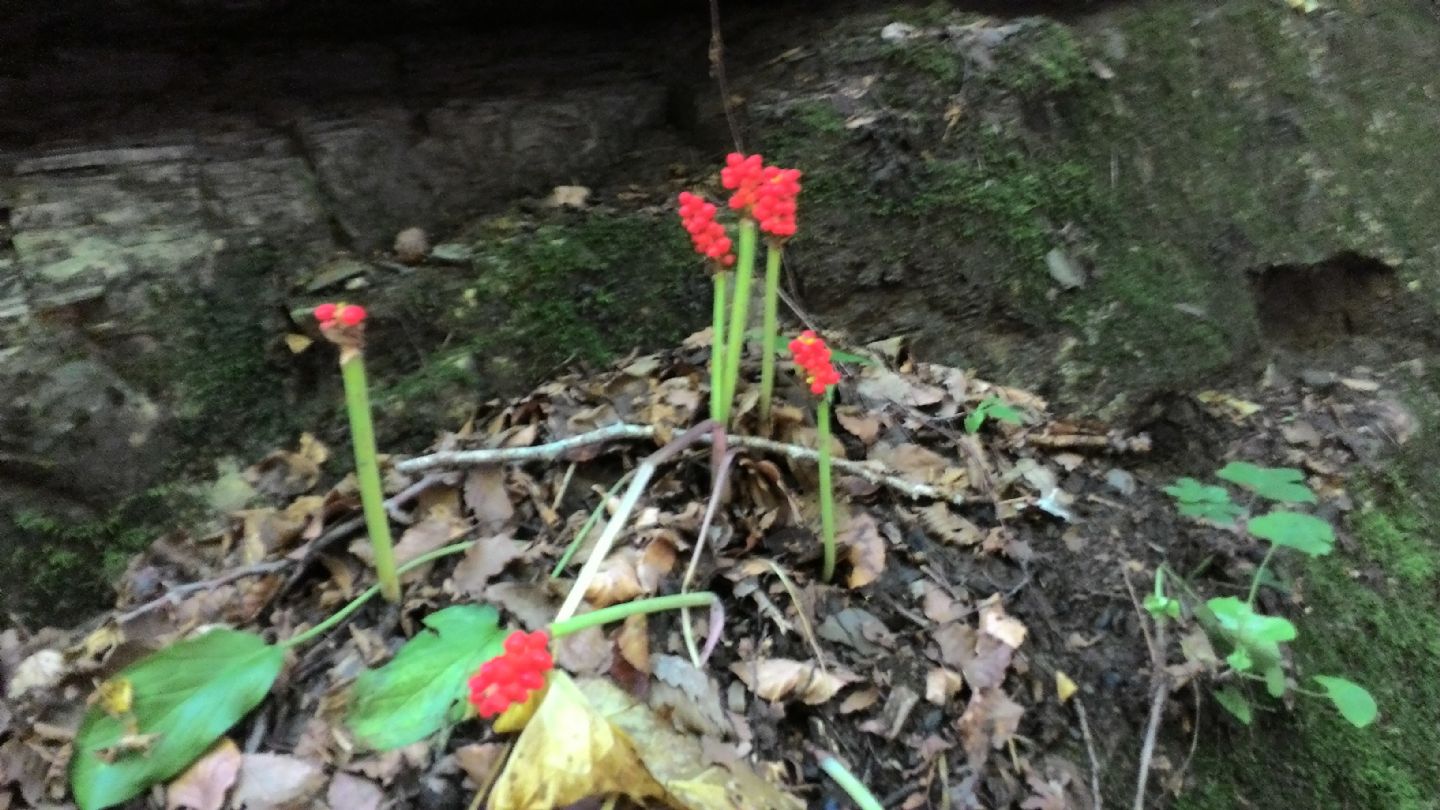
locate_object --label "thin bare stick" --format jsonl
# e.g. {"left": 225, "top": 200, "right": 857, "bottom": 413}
{"left": 682, "top": 449, "right": 739, "bottom": 666}
{"left": 116, "top": 559, "right": 290, "bottom": 624}
{"left": 1124, "top": 569, "right": 1170, "bottom": 810}
{"left": 395, "top": 423, "right": 657, "bottom": 474}
{"left": 554, "top": 421, "right": 716, "bottom": 623}
{"left": 708, "top": 0, "right": 743, "bottom": 153}
{"left": 397, "top": 423, "right": 983, "bottom": 508}
{"left": 1073, "top": 697, "right": 1103, "bottom": 810}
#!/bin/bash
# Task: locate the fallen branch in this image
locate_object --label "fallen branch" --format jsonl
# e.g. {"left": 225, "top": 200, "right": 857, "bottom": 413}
{"left": 1073, "top": 697, "right": 1103, "bottom": 810}
{"left": 396, "top": 422, "right": 982, "bottom": 508}
{"left": 1124, "top": 569, "right": 1171, "bottom": 810}
{"left": 115, "top": 559, "right": 291, "bottom": 624}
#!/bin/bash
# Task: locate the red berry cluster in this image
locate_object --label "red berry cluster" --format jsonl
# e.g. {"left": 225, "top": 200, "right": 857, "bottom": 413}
{"left": 754, "top": 167, "right": 801, "bottom": 239}
{"left": 788, "top": 330, "right": 841, "bottom": 395}
{"left": 721, "top": 153, "right": 801, "bottom": 239}
{"left": 467, "top": 630, "right": 554, "bottom": 719}
{"left": 314, "top": 302, "right": 366, "bottom": 329}
{"left": 677, "top": 191, "right": 736, "bottom": 268}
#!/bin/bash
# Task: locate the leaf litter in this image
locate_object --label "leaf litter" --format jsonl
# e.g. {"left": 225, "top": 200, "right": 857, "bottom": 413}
{"left": 0, "top": 328, "right": 1409, "bottom": 809}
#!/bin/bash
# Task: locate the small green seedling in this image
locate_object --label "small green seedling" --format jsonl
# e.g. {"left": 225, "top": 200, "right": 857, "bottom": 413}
{"left": 1161, "top": 462, "right": 1377, "bottom": 728}
{"left": 964, "top": 395, "right": 1023, "bottom": 434}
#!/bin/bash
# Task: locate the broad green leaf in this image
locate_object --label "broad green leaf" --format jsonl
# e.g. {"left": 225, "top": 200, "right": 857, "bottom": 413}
{"left": 347, "top": 604, "right": 504, "bottom": 751}
{"left": 1143, "top": 593, "right": 1181, "bottom": 621}
{"left": 979, "top": 397, "right": 1023, "bottom": 425}
{"left": 1214, "top": 687, "right": 1252, "bottom": 725}
{"left": 963, "top": 409, "right": 985, "bottom": 434}
{"left": 70, "top": 629, "right": 284, "bottom": 810}
{"left": 1263, "top": 664, "right": 1288, "bottom": 698}
{"left": 1217, "top": 462, "right": 1316, "bottom": 504}
{"left": 1247, "top": 511, "right": 1334, "bottom": 556}
{"left": 828, "top": 349, "right": 878, "bottom": 366}
{"left": 1313, "top": 676, "right": 1378, "bottom": 728}
{"left": 1226, "top": 648, "right": 1253, "bottom": 672}
{"left": 1207, "top": 596, "right": 1296, "bottom": 679}
{"left": 1164, "top": 478, "right": 1244, "bottom": 524}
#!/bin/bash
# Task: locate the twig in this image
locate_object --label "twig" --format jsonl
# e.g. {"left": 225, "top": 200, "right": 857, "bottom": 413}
{"left": 395, "top": 423, "right": 656, "bottom": 473}
{"left": 708, "top": 0, "right": 743, "bottom": 153}
{"left": 1073, "top": 697, "right": 1103, "bottom": 810}
{"left": 1173, "top": 682, "right": 1201, "bottom": 796}
{"left": 115, "top": 559, "right": 290, "bottom": 624}
{"left": 1124, "top": 568, "right": 1170, "bottom": 810}
{"left": 396, "top": 423, "right": 984, "bottom": 508}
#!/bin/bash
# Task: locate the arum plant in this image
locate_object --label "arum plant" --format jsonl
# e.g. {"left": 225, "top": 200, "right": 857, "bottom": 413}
{"left": 753, "top": 165, "right": 801, "bottom": 430}
{"left": 789, "top": 331, "right": 841, "bottom": 582}
{"left": 677, "top": 192, "right": 736, "bottom": 430}
{"left": 315, "top": 302, "right": 400, "bottom": 603}
{"left": 1155, "top": 462, "right": 1378, "bottom": 728}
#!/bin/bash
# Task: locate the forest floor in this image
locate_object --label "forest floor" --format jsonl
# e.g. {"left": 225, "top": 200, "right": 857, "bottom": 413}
{"left": 4, "top": 312, "right": 1435, "bottom": 809}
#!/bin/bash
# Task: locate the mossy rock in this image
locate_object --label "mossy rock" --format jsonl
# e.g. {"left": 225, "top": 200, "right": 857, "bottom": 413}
{"left": 749, "top": 1, "right": 1440, "bottom": 413}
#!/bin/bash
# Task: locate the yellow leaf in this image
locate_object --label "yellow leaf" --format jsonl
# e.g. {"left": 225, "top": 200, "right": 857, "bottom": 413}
{"left": 489, "top": 672, "right": 671, "bottom": 809}
{"left": 284, "top": 333, "right": 313, "bottom": 354}
{"left": 1055, "top": 671, "right": 1079, "bottom": 704}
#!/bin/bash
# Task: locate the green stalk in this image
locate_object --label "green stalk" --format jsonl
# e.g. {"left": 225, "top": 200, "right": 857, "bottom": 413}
{"left": 818, "top": 394, "right": 836, "bottom": 583}
{"left": 282, "top": 540, "right": 476, "bottom": 648}
{"left": 1246, "top": 543, "right": 1280, "bottom": 606}
{"left": 721, "top": 220, "right": 759, "bottom": 421}
{"left": 711, "top": 271, "right": 729, "bottom": 423}
{"left": 817, "top": 753, "right": 884, "bottom": 810}
{"left": 758, "top": 243, "right": 782, "bottom": 430}
{"left": 549, "top": 592, "right": 717, "bottom": 639}
{"left": 341, "top": 353, "right": 401, "bottom": 603}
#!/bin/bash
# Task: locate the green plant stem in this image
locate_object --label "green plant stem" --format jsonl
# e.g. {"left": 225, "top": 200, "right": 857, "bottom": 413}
{"left": 342, "top": 353, "right": 401, "bottom": 603}
{"left": 721, "top": 220, "right": 759, "bottom": 421}
{"left": 1247, "top": 544, "right": 1280, "bottom": 605}
{"left": 711, "top": 271, "right": 729, "bottom": 423}
{"left": 550, "top": 472, "right": 635, "bottom": 578}
{"left": 818, "top": 394, "right": 837, "bottom": 583}
{"left": 817, "top": 752, "right": 884, "bottom": 810}
{"left": 281, "top": 540, "right": 476, "bottom": 648}
{"left": 549, "top": 592, "right": 717, "bottom": 639}
{"left": 758, "top": 243, "right": 782, "bottom": 430}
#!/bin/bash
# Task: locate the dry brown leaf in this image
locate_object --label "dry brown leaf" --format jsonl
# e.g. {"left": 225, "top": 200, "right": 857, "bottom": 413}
{"left": 957, "top": 687, "right": 1025, "bottom": 770}
{"left": 638, "top": 538, "right": 679, "bottom": 591}
{"left": 453, "top": 742, "right": 506, "bottom": 787}
{"left": 838, "top": 688, "right": 881, "bottom": 714}
{"left": 650, "top": 654, "right": 731, "bottom": 737}
{"left": 393, "top": 514, "right": 467, "bottom": 570}
{"left": 925, "top": 668, "right": 964, "bottom": 705}
{"left": 870, "top": 442, "right": 956, "bottom": 487}
{"left": 834, "top": 406, "right": 883, "bottom": 446}
{"left": 838, "top": 511, "right": 886, "bottom": 589}
{"left": 584, "top": 546, "right": 658, "bottom": 607}
{"left": 166, "top": 738, "right": 241, "bottom": 810}
{"left": 231, "top": 753, "right": 325, "bottom": 810}
{"left": 916, "top": 503, "right": 982, "bottom": 546}
{"left": 555, "top": 625, "right": 613, "bottom": 675}
{"left": 325, "top": 773, "right": 383, "bottom": 810}
{"left": 463, "top": 467, "right": 514, "bottom": 530}
{"left": 245, "top": 434, "right": 327, "bottom": 498}
{"left": 855, "top": 368, "right": 945, "bottom": 407}
{"left": 980, "top": 596, "right": 1029, "bottom": 649}
{"left": 616, "top": 614, "right": 651, "bottom": 674}
{"left": 729, "top": 659, "right": 860, "bottom": 705}
{"left": 449, "top": 532, "right": 525, "bottom": 597}
{"left": 920, "top": 583, "right": 966, "bottom": 624}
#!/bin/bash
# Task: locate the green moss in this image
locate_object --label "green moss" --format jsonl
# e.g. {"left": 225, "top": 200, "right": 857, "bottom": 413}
{"left": 370, "top": 210, "right": 707, "bottom": 435}
{"left": 5, "top": 484, "right": 209, "bottom": 623}
{"left": 988, "top": 20, "right": 1091, "bottom": 99}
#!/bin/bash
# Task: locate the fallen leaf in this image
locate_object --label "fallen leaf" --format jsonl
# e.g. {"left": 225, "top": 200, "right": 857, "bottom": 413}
{"left": 856, "top": 368, "right": 945, "bottom": 408}
{"left": 449, "top": 532, "right": 526, "bottom": 597}
{"left": 7, "top": 649, "right": 65, "bottom": 698}
{"left": 838, "top": 688, "right": 881, "bottom": 714}
{"left": 916, "top": 503, "right": 982, "bottom": 546}
{"left": 730, "top": 659, "right": 860, "bottom": 705}
{"left": 839, "top": 511, "right": 886, "bottom": 589}
{"left": 453, "top": 742, "right": 506, "bottom": 787}
{"left": 617, "top": 614, "right": 651, "bottom": 674}
{"left": 166, "top": 738, "right": 241, "bottom": 810}
{"left": 490, "top": 672, "right": 671, "bottom": 809}
{"left": 546, "top": 185, "right": 591, "bottom": 208}
{"left": 231, "top": 753, "right": 325, "bottom": 810}
{"left": 817, "top": 608, "right": 894, "bottom": 655}
{"left": 834, "top": 406, "right": 883, "bottom": 445}
{"left": 870, "top": 443, "right": 959, "bottom": 488}
{"left": 326, "top": 772, "right": 383, "bottom": 810}
{"left": 925, "top": 669, "right": 964, "bottom": 705}
{"left": 585, "top": 547, "right": 647, "bottom": 607}
{"left": 1055, "top": 672, "right": 1078, "bottom": 703}
{"left": 464, "top": 467, "right": 515, "bottom": 531}
{"left": 957, "top": 687, "right": 1025, "bottom": 770}
{"left": 920, "top": 583, "right": 966, "bottom": 624}
{"left": 980, "top": 596, "right": 1028, "bottom": 649}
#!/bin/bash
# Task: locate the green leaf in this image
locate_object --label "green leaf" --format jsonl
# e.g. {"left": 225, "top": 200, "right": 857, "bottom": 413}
{"left": 71, "top": 629, "right": 284, "bottom": 810}
{"left": 1226, "top": 648, "right": 1254, "bottom": 672}
{"left": 979, "top": 397, "right": 1023, "bottom": 425}
{"left": 1313, "top": 676, "right": 1378, "bottom": 728}
{"left": 1214, "top": 686, "right": 1253, "bottom": 725}
{"left": 347, "top": 604, "right": 505, "bottom": 751}
{"left": 828, "top": 349, "right": 878, "bottom": 366}
{"left": 1263, "top": 664, "right": 1288, "bottom": 698}
{"left": 1143, "top": 593, "right": 1181, "bottom": 621}
{"left": 1217, "top": 462, "right": 1316, "bottom": 504}
{"left": 1164, "top": 478, "right": 1244, "bottom": 524}
{"left": 1247, "top": 511, "right": 1334, "bottom": 556}
{"left": 1207, "top": 596, "right": 1296, "bottom": 677}
{"left": 964, "top": 409, "right": 985, "bottom": 434}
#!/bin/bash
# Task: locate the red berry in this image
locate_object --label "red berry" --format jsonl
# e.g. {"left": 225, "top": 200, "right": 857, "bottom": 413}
{"left": 313, "top": 303, "right": 337, "bottom": 322}
{"left": 338, "top": 305, "right": 366, "bottom": 326}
